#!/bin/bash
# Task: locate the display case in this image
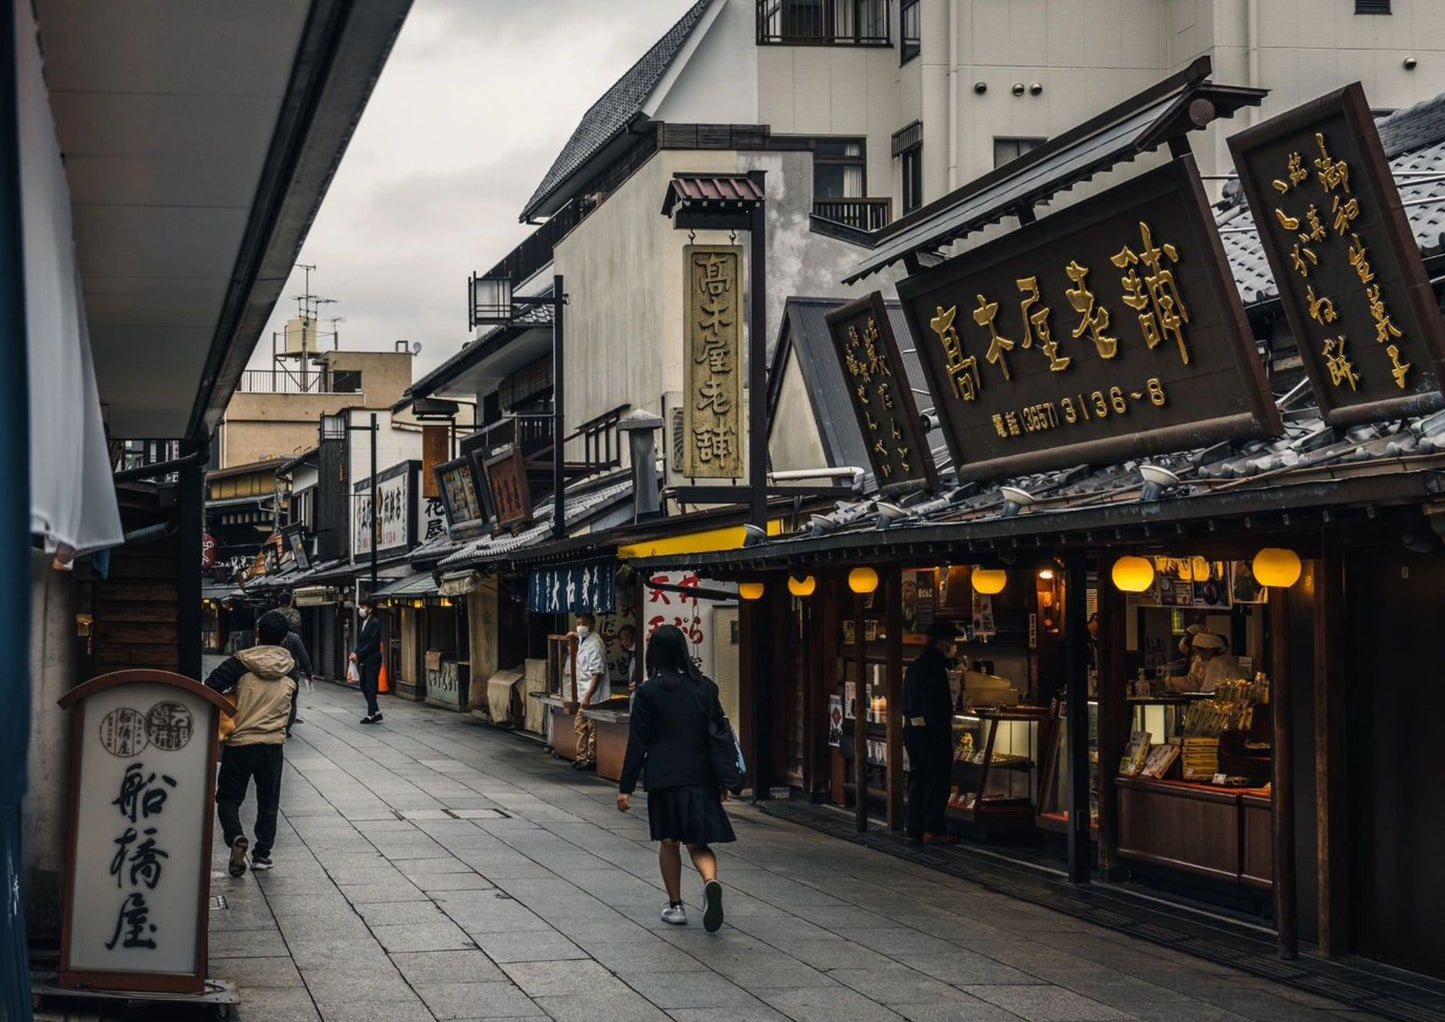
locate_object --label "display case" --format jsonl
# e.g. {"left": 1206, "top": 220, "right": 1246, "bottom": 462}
{"left": 1037, "top": 700, "right": 1099, "bottom": 834}
{"left": 947, "top": 708, "right": 1048, "bottom": 831}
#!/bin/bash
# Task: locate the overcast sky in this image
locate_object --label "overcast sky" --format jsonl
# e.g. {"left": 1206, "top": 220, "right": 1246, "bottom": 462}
{"left": 251, "top": 0, "right": 697, "bottom": 376}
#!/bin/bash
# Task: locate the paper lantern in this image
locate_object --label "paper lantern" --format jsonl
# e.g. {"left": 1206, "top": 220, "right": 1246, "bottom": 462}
{"left": 971, "top": 568, "right": 1007, "bottom": 595}
{"left": 1111, "top": 556, "right": 1155, "bottom": 593}
{"left": 738, "top": 582, "right": 765, "bottom": 601}
{"left": 848, "top": 567, "right": 879, "bottom": 594}
{"left": 1253, "top": 547, "right": 1301, "bottom": 588}
{"left": 787, "top": 575, "right": 817, "bottom": 597}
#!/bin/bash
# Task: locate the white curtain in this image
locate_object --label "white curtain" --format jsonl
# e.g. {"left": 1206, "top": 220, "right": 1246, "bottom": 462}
{"left": 16, "top": 0, "right": 124, "bottom": 559}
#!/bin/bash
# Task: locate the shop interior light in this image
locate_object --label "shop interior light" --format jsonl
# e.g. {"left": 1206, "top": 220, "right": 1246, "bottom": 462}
{"left": 440, "top": 596, "right": 454, "bottom": 607}
{"left": 848, "top": 566, "right": 880, "bottom": 594}
{"left": 787, "top": 574, "right": 817, "bottom": 597}
{"left": 1111, "top": 555, "right": 1155, "bottom": 593}
{"left": 738, "top": 582, "right": 765, "bottom": 600}
{"left": 412, "top": 598, "right": 425, "bottom": 609}
{"left": 1253, "top": 547, "right": 1302, "bottom": 588}
{"left": 971, "top": 568, "right": 1007, "bottom": 595}
{"left": 1037, "top": 568, "right": 1055, "bottom": 581}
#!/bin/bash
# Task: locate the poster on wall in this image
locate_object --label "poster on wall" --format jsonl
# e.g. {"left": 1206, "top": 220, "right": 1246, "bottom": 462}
{"left": 827, "top": 695, "right": 843, "bottom": 748}
{"left": 971, "top": 592, "right": 996, "bottom": 639}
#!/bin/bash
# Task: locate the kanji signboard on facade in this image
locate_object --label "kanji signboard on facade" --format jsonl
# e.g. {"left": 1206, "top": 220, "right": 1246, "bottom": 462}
{"left": 435, "top": 457, "right": 484, "bottom": 529}
{"left": 528, "top": 559, "right": 616, "bottom": 615}
{"left": 484, "top": 444, "right": 533, "bottom": 528}
{"left": 353, "top": 462, "right": 415, "bottom": 559}
{"left": 825, "top": 292, "right": 939, "bottom": 494}
{"left": 1229, "top": 82, "right": 1445, "bottom": 426}
{"left": 683, "top": 245, "right": 744, "bottom": 478}
{"left": 897, "top": 158, "right": 1280, "bottom": 481}
{"left": 58, "top": 671, "right": 232, "bottom": 994}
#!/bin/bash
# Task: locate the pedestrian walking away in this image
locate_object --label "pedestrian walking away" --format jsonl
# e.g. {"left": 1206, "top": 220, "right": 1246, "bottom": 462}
{"left": 205, "top": 609, "right": 298, "bottom": 876}
{"left": 617, "top": 624, "right": 735, "bottom": 932}
{"left": 567, "top": 612, "right": 608, "bottom": 770}
{"left": 904, "top": 620, "right": 961, "bottom": 846}
{"left": 352, "top": 597, "right": 383, "bottom": 723}
{"left": 278, "top": 591, "right": 313, "bottom": 693}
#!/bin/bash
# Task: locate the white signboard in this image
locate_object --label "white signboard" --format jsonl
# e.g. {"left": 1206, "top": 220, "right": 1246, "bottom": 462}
{"left": 644, "top": 571, "right": 719, "bottom": 682}
{"left": 354, "top": 462, "right": 413, "bottom": 558}
{"left": 61, "top": 676, "right": 222, "bottom": 992}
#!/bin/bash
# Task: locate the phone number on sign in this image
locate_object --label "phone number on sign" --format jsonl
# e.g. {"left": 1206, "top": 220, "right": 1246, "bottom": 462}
{"left": 989, "top": 378, "right": 1168, "bottom": 439}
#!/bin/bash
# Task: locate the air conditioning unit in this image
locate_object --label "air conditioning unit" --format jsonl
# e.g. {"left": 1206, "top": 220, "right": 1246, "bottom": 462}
{"left": 661, "top": 392, "right": 687, "bottom": 487}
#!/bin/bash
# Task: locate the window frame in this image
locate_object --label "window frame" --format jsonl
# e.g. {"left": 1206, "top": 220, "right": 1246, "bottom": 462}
{"left": 1354, "top": 0, "right": 1391, "bottom": 14}
{"left": 900, "top": 0, "right": 920, "bottom": 64}
{"left": 812, "top": 137, "right": 868, "bottom": 199}
{"left": 993, "top": 136, "right": 1048, "bottom": 169}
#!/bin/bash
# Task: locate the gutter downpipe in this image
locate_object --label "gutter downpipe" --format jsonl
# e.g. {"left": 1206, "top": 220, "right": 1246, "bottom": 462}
{"left": 948, "top": 0, "right": 960, "bottom": 191}
{"left": 1247, "top": 0, "right": 1260, "bottom": 126}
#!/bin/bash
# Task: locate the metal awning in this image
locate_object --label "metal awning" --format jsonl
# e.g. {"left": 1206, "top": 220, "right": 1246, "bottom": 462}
{"left": 372, "top": 571, "right": 439, "bottom": 600}
{"left": 845, "top": 56, "right": 1264, "bottom": 283}
{"left": 293, "top": 585, "right": 341, "bottom": 607}
{"left": 438, "top": 571, "right": 484, "bottom": 597}
{"left": 661, "top": 173, "right": 766, "bottom": 230}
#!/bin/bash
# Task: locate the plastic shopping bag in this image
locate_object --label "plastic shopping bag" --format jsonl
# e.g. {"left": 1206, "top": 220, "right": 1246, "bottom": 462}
{"left": 346, "top": 660, "right": 360, "bottom": 685}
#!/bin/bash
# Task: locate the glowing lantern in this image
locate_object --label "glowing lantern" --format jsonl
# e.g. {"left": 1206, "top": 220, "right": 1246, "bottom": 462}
{"left": 1111, "top": 556, "right": 1155, "bottom": 593}
{"left": 1253, "top": 547, "right": 1302, "bottom": 588}
{"left": 738, "top": 582, "right": 765, "bottom": 601}
{"left": 787, "top": 575, "right": 817, "bottom": 597}
{"left": 971, "top": 568, "right": 1007, "bottom": 595}
{"left": 848, "top": 567, "right": 879, "bottom": 594}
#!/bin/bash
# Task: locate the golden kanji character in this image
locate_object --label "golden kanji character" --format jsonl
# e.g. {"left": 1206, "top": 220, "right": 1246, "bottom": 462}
{"left": 1004, "top": 411, "right": 1021, "bottom": 436}
{"left": 1112, "top": 221, "right": 1192, "bottom": 365}
{"left": 877, "top": 381, "right": 896, "bottom": 411}
{"left": 843, "top": 326, "right": 870, "bottom": 382}
{"left": 855, "top": 384, "right": 870, "bottom": 406}
{"left": 873, "top": 438, "right": 889, "bottom": 459}
{"left": 864, "top": 410, "right": 879, "bottom": 433}
{"left": 971, "top": 294, "right": 1015, "bottom": 381}
{"left": 861, "top": 319, "right": 894, "bottom": 378}
{"left": 929, "top": 304, "right": 981, "bottom": 401}
{"left": 1304, "top": 204, "right": 1328, "bottom": 243}
{"left": 1347, "top": 234, "right": 1375, "bottom": 284}
{"left": 896, "top": 444, "right": 912, "bottom": 472}
{"left": 1272, "top": 152, "right": 1310, "bottom": 194}
{"left": 1290, "top": 242, "right": 1318, "bottom": 278}
{"left": 1366, "top": 283, "right": 1403, "bottom": 345}
{"left": 1275, "top": 208, "right": 1300, "bottom": 231}
{"left": 1306, "top": 285, "right": 1337, "bottom": 325}
{"left": 1016, "top": 276, "right": 1070, "bottom": 371}
{"left": 1331, "top": 195, "right": 1361, "bottom": 236}
{"left": 879, "top": 462, "right": 894, "bottom": 480}
{"left": 992, "top": 414, "right": 1007, "bottom": 438}
{"left": 1314, "top": 132, "right": 1351, "bottom": 194}
{"left": 1387, "top": 344, "right": 1411, "bottom": 390}
{"left": 890, "top": 419, "right": 902, "bottom": 440}
{"left": 1322, "top": 336, "right": 1360, "bottom": 391}
{"left": 1064, "top": 260, "right": 1118, "bottom": 359}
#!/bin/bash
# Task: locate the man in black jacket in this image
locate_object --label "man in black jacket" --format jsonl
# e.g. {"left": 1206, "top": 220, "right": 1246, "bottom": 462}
{"left": 904, "top": 621, "right": 961, "bottom": 845}
{"left": 350, "top": 598, "right": 384, "bottom": 724}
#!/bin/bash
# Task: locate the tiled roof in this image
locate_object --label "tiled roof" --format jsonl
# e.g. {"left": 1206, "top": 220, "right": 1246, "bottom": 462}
{"left": 437, "top": 476, "right": 635, "bottom": 571}
{"left": 1221, "top": 92, "right": 1445, "bottom": 305}
{"left": 662, "top": 173, "right": 766, "bottom": 214}
{"left": 519, "top": 0, "right": 713, "bottom": 221}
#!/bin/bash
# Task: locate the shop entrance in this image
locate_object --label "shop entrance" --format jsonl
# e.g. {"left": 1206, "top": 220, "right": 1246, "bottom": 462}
{"left": 1347, "top": 546, "right": 1445, "bottom": 979}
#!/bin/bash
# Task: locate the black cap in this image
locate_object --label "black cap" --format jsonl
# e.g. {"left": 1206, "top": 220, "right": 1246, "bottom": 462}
{"left": 925, "top": 621, "right": 961, "bottom": 641}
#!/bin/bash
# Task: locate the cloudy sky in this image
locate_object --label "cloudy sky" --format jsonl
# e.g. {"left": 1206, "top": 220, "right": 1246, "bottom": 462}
{"left": 252, "top": 0, "right": 697, "bottom": 375}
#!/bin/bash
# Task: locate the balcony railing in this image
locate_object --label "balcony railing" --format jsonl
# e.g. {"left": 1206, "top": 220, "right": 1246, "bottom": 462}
{"left": 484, "top": 198, "right": 586, "bottom": 292}
{"left": 812, "top": 197, "right": 892, "bottom": 232}
{"left": 758, "top": 0, "right": 890, "bottom": 46}
{"left": 235, "top": 368, "right": 362, "bottom": 395}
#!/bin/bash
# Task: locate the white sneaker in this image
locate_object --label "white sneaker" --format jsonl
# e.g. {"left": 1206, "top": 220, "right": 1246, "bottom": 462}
{"left": 660, "top": 903, "right": 687, "bottom": 926}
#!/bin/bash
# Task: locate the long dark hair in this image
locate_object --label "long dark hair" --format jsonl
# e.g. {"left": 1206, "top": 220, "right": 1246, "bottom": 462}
{"left": 645, "top": 625, "right": 702, "bottom": 684}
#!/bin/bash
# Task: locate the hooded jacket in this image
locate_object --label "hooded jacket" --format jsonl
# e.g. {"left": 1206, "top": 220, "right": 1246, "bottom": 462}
{"left": 205, "top": 646, "right": 297, "bottom": 747}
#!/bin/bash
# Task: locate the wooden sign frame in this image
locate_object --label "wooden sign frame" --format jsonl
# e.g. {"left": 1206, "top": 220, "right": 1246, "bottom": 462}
{"left": 57, "top": 670, "right": 233, "bottom": 994}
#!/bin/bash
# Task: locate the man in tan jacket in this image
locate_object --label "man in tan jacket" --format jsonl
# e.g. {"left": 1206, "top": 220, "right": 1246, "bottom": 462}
{"left": 205, "top": 610, "right": 296, "bottom": 877}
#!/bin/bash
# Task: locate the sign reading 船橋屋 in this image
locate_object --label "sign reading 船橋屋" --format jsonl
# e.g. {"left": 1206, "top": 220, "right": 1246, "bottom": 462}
{"left": 896, "top": 158, "right": 1281, "bottom": 482}
{"left": 824, "top": 292, "right": 939, "bottom": 495}
{"left": 1229, "top": 82, "right": 1445, "bottom": 426}
{"left": 683, "top": 245, "right": 744, "bottom": 478}
{"left": 59, "top": 671, "right": 232, "bottom": 995}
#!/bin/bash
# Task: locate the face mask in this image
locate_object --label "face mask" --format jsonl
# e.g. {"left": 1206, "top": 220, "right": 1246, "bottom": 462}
{"left": 359, "top": 608, "right": 369, "bottom": 619}
{"left": 576, "top": 626, "right": 590, "bottom": 638}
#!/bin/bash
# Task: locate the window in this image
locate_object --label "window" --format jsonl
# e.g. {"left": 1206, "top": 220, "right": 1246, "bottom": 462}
{"left": 893, "top": 120, "right": 924, "bottom": 214}
{"left": 900, "top": 0, "right": 920, "bottom": 63}
{"left": 993, "top": 136, "right": 1047, "bottom": 168}
{"left": 757, "top": 0, "right": 891, "bottom": 45}
{"left": 814, "top": 139, "right": 866, "bottom": 199}
{"left": 1355, "top": 0, "right": 1391, "bottom": 13}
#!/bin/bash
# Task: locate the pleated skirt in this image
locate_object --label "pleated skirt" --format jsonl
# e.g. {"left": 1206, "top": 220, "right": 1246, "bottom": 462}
{"left": 646, "top": 785, "right": 736, "bottom": 845}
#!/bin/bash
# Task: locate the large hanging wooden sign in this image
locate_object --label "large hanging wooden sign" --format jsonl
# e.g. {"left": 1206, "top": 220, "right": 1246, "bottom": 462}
{"left": 683, "top": 245, "right": 744, "bottom": 478}
{"left": 1229, "top": 82, "right": 1445, "bottom": 426}
{"left": 824, "top": 292, "right": 939, "bottom": 494}
{"left": 896, "top": 158, "right": 1280, "bottom": 481}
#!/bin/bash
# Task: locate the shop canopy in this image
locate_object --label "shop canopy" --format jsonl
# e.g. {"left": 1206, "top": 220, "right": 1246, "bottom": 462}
{"left": 372, "top": 571, "right": 440, "bottom": 601}
{"left": 845, "top": 56, "right": 1264, "bottom": 283}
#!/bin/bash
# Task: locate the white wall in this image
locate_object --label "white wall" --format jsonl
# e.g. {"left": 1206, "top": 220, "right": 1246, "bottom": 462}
{"left": 769, "top": 346, "right": 831, "bottom": 472}
{"left": 651, "top": 0, "right": 759, "bottom": 123}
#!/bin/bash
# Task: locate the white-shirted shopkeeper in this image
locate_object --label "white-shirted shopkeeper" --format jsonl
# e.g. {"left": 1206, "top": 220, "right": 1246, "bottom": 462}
{"left": 1187, "top": 631, "right": 1244, "bottom": 692}
{"left": 567, "top": 612, "right": 610, "bottom": 771}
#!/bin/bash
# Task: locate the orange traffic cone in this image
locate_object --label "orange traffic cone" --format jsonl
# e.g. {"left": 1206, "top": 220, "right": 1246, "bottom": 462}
{"left": 378, "top": 661, "right": 391, "bottom": 694}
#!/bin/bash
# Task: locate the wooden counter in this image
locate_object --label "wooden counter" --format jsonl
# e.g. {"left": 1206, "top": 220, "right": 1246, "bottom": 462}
{"left": 1116, "top": 776, "right": 1273, "bottom": 888}
{"left": 583, "top": 706, "right": 630, "bottom": 782}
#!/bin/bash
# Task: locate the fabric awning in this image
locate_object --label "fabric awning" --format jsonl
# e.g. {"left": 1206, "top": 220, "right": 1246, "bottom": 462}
{"left": 19, "top": 0, "right": 122, "bottom": 559}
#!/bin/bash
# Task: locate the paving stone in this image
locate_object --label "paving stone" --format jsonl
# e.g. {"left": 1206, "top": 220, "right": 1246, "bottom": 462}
{"left": 757, "top": 985, "right": 911, "bottom": 1022}
{"left": 502, "top": 960, "right": 622, "bottom": 997}
{"left": 960, "top": 984, "right": 1138, "bottom": 1021}
{"left": 471, "top": 929, "right": 592, "bottom": 963}
{"left": 212, "top": 954, "right": 307, "bottom": 989}
{"left": 532, "top": 991, "right": 675, "bottom": 1022}
{"left": 414, "top": 979, "right": 543, "bottom": 1019}
{"left": 230, "top": 984, "right": 322, "bottom": 1021}
{"left": 372, "top": 920, "right": 476, "bottom": 952}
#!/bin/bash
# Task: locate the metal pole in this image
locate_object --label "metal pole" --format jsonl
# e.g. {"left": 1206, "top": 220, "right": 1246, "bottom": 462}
{"left": 369, "top": 413, "right": 378, "bottom": 591}
{"left": 1065, "top": 551, "right": 1091, "bottom": 883}
{"left": 0, "top": 3, "right": 34, "bottom": 1010}
{"left": 747, "top": 176, "right": 767, "bottom": 528}
{"left": 552, "top": 274, "right": 566, "bottom": 539}
{"left": 1271, "top": 586, "right": 1299, "bottom": 959}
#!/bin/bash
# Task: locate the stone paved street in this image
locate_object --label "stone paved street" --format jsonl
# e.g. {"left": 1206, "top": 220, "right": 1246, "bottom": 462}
{"left": 204, "top": 672, "right": 1379, "bottom": 1022}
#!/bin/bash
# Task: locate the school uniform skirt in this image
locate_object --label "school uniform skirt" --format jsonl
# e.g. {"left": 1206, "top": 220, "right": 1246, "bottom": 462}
{"left": 646, "top": 785, "right": 736, "bottom": 845}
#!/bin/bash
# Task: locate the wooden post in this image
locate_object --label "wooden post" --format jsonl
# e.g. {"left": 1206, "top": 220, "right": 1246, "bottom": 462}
{"left": 1315, "top": 533, "right": 1349, "bottom": 955}
{"left": 1271, "top": 585, "right": 1299, "bottom": 960}
{"left": 813, "top": 573, "right": 840, "bottom": 800}
{"left": 1096, "top": 565, "right": 1129, "bottom": 878}
{"left": 886, "top": 566, "right": 905, "bottom": 831}
{"left": 854, "top": 592, "right": 869, "bottom": 832}
{"left": 1064, "top": 551, "right": 1091, "bottom": 883}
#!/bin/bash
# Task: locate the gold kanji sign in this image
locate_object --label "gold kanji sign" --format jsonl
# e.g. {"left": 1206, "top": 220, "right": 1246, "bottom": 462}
{"left": 1229, "top": 82, "right": 1445, "bottom": 426}
{"left": 683, "top": 245, "right": 744, "bottom": 478}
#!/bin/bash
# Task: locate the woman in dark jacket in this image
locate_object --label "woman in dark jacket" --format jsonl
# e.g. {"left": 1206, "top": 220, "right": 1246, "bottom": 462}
{"left": 617, "top": 625, "right": 735, "bottom": 931}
